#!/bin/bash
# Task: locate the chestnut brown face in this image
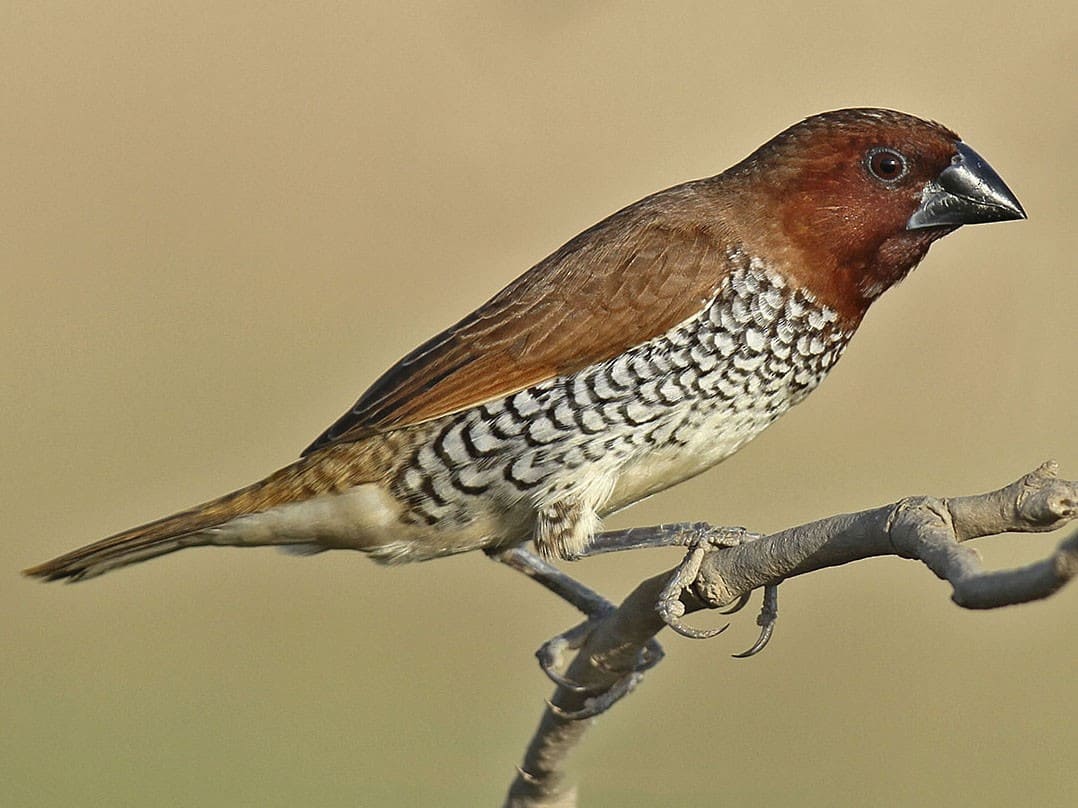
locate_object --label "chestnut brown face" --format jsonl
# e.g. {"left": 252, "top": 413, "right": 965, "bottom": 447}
{"left": 729, "top": 109, "right": 1025, "bottom": 317}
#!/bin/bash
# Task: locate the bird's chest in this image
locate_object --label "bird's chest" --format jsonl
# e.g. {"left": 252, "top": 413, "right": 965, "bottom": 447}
{"left": 603, "top": 266, "right": 853, "bottom": 507}
{"left": 393, "top": 263, "right": 852, "bottom": 526}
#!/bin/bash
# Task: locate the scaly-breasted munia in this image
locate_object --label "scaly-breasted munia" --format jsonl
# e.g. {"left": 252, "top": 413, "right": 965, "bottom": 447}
{"left": 26, "top": 108, "right": 1025, "bottom": 582}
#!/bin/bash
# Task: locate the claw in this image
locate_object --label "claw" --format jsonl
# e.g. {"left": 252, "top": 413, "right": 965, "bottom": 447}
{"left": 537, "top": 616, "right": 667, "bottom": 718}
{"left": 546, "top": 639, "right": 665, "bottom": 720}
{"left": 732, "top": 621, "right": 774, "bottom": 658}
{"left": 535, "top": 620, "right": 594, "bottom": 692}
{"left": 665, "top": 615, "right": 730, "bottom": 640}
{"left": 537, "top": 656, "right": 591, "bottom": 692}
{"left": 547, "top": 671, "right": 645, "bottom": 720}
{"left": 732, "top": 583, "right": 779, "bottom": 659}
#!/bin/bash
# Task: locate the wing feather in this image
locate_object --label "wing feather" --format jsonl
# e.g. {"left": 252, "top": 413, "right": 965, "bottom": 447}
{"left": 303, "top": 182, "right": 731, "bottom": 454}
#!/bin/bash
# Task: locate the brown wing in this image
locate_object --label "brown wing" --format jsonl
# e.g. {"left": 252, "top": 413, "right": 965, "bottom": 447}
{"left": 303, "top": 182, "right": 731, "bottom": 455}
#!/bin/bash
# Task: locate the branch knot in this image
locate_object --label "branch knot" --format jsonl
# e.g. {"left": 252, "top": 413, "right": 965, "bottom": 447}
{"left": 886, "top": 496, "right": 954, "bottom": 558}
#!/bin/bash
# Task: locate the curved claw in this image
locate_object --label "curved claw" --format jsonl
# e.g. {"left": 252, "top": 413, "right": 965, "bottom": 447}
{"left": 731, "top": 621, "right": 774, "bottom": 658}
{"left": 658, "top": 586, "right": 730, "bottom": 639}
{"left": 537, "top": 655, "right": 591, "bottom": 692}
{"left": 732, "top": 583, "right": 779, "bottom": 659}
{"left": 664, "top": 613, "right": 730, "bottom": 640}
{"left": 720, "top": 592, "right": 752, "bottom": 615}
{"left": 547, "top": 669, "right": 646, "bottom": 720}
{"left": 539, "top": 632, "right": 667, "bottom": 718}
{"left": 547, "top": 639, "right": 667, "bottom": 719}
{"left": 535, "top": 621, "right": 600, "bottom": 693}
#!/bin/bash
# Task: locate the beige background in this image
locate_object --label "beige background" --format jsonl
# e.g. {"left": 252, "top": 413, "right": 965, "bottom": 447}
{"left": 3, "top": 3, "right": 1076, "bottom": 806}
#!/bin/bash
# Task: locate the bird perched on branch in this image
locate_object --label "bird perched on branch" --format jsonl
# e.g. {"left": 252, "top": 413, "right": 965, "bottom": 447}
{"left": 26, "top": 108, "right": 1025, "bottom": 583}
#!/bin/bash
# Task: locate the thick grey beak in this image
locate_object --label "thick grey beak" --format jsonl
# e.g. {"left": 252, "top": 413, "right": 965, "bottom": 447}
{"left": 907, "top": 142, "right": 1026, "bottom": 229}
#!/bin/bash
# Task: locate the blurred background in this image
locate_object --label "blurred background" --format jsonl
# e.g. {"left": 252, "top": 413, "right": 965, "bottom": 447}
{"left": 3, "top": 3, "right": 1075, "bottom": 806}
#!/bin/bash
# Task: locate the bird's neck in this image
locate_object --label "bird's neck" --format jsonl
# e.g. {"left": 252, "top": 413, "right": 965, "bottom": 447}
{"left": 712, "top": 187, "right": 951, "bottom": 331}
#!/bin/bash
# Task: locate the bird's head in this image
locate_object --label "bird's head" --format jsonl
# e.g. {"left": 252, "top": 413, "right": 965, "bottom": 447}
{"left": 720, "top": 108, "right": 1025, "bottom": 323}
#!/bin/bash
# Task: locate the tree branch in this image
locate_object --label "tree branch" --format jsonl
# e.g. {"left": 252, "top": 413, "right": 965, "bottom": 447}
{"left": 503, "top": 461, "right": 1078, "bottom": 808}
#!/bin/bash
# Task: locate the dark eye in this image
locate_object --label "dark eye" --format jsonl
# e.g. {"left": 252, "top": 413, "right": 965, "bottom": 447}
{"left": 866, "top": 147, "right": 908, "bottom": 183}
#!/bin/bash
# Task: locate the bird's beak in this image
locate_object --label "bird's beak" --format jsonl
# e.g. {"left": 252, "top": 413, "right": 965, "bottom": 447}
{"left": 907, "top": 142, "right": 1026, "bottom": 229}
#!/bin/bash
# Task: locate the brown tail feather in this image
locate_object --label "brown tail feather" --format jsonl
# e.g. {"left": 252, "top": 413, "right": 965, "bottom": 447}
{"left": 23, "top": 443, "right": 387, "bottom": 582}
{"left": 25, "top": 496, "right": 252, "bottom": 582}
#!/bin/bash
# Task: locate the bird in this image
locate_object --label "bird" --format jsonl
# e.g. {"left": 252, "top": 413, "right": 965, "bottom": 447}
{"left": 25, "top": 108, "right": 1025, "bottom": 583}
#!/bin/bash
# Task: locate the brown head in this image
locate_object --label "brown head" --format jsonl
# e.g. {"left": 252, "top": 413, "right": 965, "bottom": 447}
{"left": 715, "top": 108, "right": 1026, "bottom": 326}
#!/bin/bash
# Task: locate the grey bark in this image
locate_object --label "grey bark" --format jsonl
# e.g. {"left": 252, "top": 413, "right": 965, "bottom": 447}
{"left": 502, "top": 461, "right": 1078, "bottom": 808}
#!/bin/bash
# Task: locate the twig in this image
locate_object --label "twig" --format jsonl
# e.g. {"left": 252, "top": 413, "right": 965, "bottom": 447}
{"left": 503, "top": 462, "right": 1078, "bottom": 807}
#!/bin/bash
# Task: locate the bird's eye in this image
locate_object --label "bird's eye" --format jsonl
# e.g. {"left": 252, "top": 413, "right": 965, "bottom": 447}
{"left": 866, "top": 148, "right": 908, "bottom": 183}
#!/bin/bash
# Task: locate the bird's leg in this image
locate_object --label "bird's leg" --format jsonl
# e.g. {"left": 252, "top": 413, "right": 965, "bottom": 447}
{"left": 489, "top": 546, "right": 664, "bottom": 719}
{"left": 580, "top": 521, "right": 722, "bottom": 556}
{"left": 490, "top": 545, "right": 611, "bottom": 617}
{"left": 583, "top": 523, "right": 780, "bottom": 657}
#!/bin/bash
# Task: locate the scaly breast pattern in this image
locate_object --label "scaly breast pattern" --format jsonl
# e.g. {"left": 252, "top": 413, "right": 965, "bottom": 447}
{"left": 390, "top": 249, "right": 852, "bottom": 536}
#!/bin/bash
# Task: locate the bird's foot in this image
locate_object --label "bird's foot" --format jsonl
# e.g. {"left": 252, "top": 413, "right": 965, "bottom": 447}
{"left": 537, "top": 614, "right": 664, "bottom": 720}
{"left": 656, "top": 526, "right": 780, "bottom": 657}
{"left": 490, "top": 546, "right": 665, "bottom": 719}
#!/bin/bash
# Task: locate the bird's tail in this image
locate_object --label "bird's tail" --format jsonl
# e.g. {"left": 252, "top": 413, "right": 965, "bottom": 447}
{"left": 23, "top": 444, "right": 385, "bottom": 582}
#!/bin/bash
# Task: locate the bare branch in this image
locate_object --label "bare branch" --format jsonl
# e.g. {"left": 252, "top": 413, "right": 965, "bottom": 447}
{"left": 503, "top": 462, "right": 1078, "bottom": 808}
